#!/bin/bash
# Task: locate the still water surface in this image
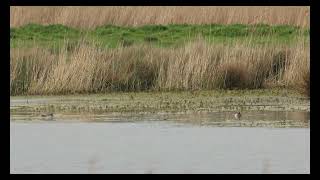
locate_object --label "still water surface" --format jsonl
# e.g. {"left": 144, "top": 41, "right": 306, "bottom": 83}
{"left": 10, "top": 112, "right": 310, "bottom": 174}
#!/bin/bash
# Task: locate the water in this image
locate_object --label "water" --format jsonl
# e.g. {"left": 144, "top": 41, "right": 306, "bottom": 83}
{"left": 11, "top": 111, "right": 310, "bottom": 128}
{"left": 10, "top": 115, "right": 310, "bottom": 174}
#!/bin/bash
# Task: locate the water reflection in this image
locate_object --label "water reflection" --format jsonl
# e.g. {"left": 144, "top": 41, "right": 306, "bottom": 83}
{"left": 10, "top": 121, "right": 310, "bottom": 174}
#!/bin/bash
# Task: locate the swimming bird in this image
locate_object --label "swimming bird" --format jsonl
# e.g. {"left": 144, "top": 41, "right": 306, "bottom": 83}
{"left": 234, "top": 112, "right": 241, "bottom": 120}
{"left": 41, "top": 113, "right": 53, "bottom": 117}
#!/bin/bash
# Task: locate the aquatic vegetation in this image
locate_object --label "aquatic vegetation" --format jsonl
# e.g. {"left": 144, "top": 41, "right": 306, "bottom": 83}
{"left": 10, "top": 90, "right": 310, "bottom": 115}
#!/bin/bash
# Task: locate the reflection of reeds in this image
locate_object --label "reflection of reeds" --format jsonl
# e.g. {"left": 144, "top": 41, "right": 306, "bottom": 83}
{"left": 10, "top": 7, "right": 309, "bottom": 28}
{"left": 10, "top": 39, "right": 309, "bottom": 96}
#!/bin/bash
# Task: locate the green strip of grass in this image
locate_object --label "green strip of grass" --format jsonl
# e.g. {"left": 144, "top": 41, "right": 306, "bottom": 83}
{"left": 10, "top": 23, "right": 309, "bottom": 49}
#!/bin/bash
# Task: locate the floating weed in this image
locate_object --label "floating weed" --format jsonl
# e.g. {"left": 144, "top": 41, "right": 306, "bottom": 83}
{"left": 11, "top": 90, "right": 309, "bottom": 114}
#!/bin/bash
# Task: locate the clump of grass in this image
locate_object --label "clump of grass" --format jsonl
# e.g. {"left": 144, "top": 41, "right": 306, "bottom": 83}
{"left": 213, "top": 47, "right": 277, "bottom": 90}
{"left": 270, "top": 51, "right": 287, "bottom": 80}
{"left": 215, "top": 63, "right": 246, "bottom": 89}
{"left": 302, "top": 70, "right": 310, "bottom": 97}
{"left": 10, "top": 47, "right": 57, "bottom": 95}
{"left": 296, "top": 68, "right": 310, "bottom": 97}
{"left": 281, "top": 37, "right": 309, "bottom": 97}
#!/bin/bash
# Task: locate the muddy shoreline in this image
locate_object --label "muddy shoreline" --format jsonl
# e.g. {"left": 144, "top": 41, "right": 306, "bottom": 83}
{"left": 11, "top": 90, "right": 310, "bottom": 114}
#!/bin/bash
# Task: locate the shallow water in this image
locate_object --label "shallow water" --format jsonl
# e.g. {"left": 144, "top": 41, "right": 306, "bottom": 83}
{"left": 11, "top": 110, "right": 309, "bottom": 128}
{"left": 10, "top": 119, "right": 310, "bottom": 174}
{"left": 10, "top": 95, "right": 310, "bottom": 174}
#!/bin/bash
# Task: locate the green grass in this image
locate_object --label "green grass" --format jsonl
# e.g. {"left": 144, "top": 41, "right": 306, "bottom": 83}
{"left": 10, "top": 23, "right": 309, "bottom": 49}
{"left": 10, "top": 23, "right": 309, "bottom": 96}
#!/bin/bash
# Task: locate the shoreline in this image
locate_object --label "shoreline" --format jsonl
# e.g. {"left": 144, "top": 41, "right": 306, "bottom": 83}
{"left": 10, "top": 89, "right": 310, "bottom": 115}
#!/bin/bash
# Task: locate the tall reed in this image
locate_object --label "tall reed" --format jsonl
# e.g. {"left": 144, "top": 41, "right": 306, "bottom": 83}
{"left": 10, "top": 6, "right": 309, "bottom": 28}
{"left": 10, "top": 39, "right": 309, "bottom": 96}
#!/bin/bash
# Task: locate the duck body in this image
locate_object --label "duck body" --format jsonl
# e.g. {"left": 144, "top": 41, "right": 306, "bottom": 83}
{"left": 234, "top": 112, "right": 241, "bottom": 120}
{"left": 41, "top": 113, "right": 53, "bottom": 117}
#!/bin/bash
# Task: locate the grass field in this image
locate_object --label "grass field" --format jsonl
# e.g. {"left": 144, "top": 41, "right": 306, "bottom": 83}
{"left": 10, "top": 23, "right": 309, "bottom": 49}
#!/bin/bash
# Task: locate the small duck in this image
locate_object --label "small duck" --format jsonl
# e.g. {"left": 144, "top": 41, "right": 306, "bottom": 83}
{"left": 41, "top": 113, "right": 54, "bottom": 117}
{"left": 234, "top": 112, "right": 241, "bottom": 120}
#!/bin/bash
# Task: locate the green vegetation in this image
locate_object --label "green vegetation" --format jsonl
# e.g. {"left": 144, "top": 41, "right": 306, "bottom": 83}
{"left": 10, "top": 23, "right": 309, "bottom": 48}
{"left": 10, "top": 23, "right": 309, "bottom": 97}
{"left": 10, "top": 89, "right": 310, "bottom": 115}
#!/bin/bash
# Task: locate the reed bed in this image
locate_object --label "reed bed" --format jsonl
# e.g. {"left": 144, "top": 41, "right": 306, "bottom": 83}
{"left": 10, "top": 6, "right": 310, "bottom": 28}
{"left": 10, "top": 39, "right": 309, "bottom": 96}
{"left": 10, "top": 7, "right": 310, "bottom": 96}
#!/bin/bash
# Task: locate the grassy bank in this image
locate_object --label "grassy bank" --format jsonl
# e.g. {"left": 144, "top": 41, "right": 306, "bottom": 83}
{"left": 10, "top": 16, "right": 310, "bottom": 96}
{"left": 10, "top": 6, "right": 309, "bottom": 28}
{"left": 10, "top": 23, "right": 309, "bottom": 48}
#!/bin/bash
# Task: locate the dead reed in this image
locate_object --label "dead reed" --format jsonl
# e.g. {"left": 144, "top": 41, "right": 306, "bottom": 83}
{"left": 10, "top": 6, "right": 310, "bottom": 28}
{"left": 10, "top": 39, "right": 309, "bottom": 96}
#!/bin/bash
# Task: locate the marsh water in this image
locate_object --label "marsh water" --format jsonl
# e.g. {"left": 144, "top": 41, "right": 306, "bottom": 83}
{"left": 10, "top": 110, "right": 310, "bottom": 174}
{"left": 10, "top": 95, "right": 310, "bottom": 174}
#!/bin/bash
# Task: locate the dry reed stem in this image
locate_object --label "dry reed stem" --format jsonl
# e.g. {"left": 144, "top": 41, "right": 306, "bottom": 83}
{"left": 10, "top": 39, "right": 309, "bottom": 95}
{"left": 10, "top": 6, "right": 310, "bottom": 28}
